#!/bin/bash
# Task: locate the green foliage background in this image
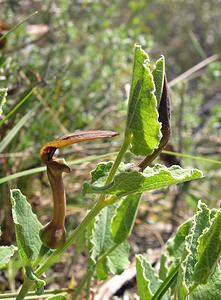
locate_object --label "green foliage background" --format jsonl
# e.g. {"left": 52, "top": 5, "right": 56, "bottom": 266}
{"left": 0, "top": 0, "right": 221, "bottom": 294}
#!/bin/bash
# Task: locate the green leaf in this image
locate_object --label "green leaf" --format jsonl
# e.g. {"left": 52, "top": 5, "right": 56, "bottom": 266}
{"left": 83, "top": 163, "right": 203, "bottom": 198}
{"left": 127, "top": 44, "right": 149, "bottom": 97}
{"left": 10, "top": 189, "right": 43, "bottom": 267}
{"left": 0, "top": 88, "right": 8, "bottom": 116}
{"left": 136, "top": 254, "right": 169, "bottom": 300}
{"left": 176, "top": 201, "right": 211, "bottom": 299}
{"left": 0, "top": 245, "right": 17, "bottom": 269}
{"left": 111, "top": 193, "right": 141, "bottom": 243}
{"left": 91, "top": 161, "right": 113, "bottom": 183}
{"left": 193, "top": 209, "right": 221, "bottom": 285}
{"left": 159, "top": 254, "right": 169, "bottom": 281}
{"left": 96, "top": 259, "right": 109, "bottom": 279}
{"left": 167, "top": 218, "right": 192, "bottom": 262}
{"left": 0, "top": 227, "right": 17, "bottom": 268}
{"left": 126, "top": 45, "right": 162, "bottom": 156}
{"left": 190, "top": 267, "right": 221, "bottom": 300}
{"left": 106, "top": 241, "right": 129, "bottom": 275}
{"left": 152, "top": 56, "right": 165, "bottom": 107}
{"left": 136, "top": 254, "right": 157, "bottom": 300}
{"left": 89, "top": 204, "right": 129, "bottom": 279}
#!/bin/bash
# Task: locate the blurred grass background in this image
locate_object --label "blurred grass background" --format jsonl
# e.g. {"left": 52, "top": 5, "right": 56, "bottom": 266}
{"left": 0, "top": 0, "right": 221, "bottom": 294}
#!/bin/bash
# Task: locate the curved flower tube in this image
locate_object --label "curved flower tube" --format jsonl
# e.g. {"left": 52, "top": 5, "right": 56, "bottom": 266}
{"left": 39, "top": 130, "right": 118, "bottom": 249}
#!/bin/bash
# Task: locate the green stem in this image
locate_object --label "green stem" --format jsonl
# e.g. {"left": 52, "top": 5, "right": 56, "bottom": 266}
{"left": 70, "top": 244, "right": 119, "bottom": 300}
{"left": 0, "top": 288, "right": 72, "bottom": 299}
{"left": 86, "top": 272, "right": 92, "bottom": 300}
{"left": 98, "top": 133, "right": 131, "bottom": 204}
{"left": 152, "top": 265, "right": 179, "bottom": 300}
{"left": 72, "top": 268, "right": 94, "bottom": 300}
{"left": 104, "top": 133, "right": 131, "bottom": 185}
{"left": 163, "top": 150, "right": 221, "bottom": 166}
{"left": 33, "top": 245, "right": 50, "bottom": 268}
{"left": 97, "top": 244, "right": 119, "bottom": 263}
{"left": 16, "top": 278, "right": 33, "bottom": 300}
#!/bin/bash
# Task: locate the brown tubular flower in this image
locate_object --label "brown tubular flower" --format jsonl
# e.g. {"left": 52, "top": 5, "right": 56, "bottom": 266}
{"left": 138, "top": 76, "right": 171, "bottom": 171}
{"left": 39, "top": 131, "right": 118, "bottom": 249}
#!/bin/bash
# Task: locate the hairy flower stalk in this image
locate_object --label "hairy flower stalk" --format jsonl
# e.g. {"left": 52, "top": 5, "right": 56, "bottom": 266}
{"left": 39, "top": 131, "right": 118, "bottom": 249}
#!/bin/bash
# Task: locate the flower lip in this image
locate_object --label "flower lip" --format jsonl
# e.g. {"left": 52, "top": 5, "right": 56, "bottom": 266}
{"left": 40, "top": 130, "right": 119, "bottom": 163}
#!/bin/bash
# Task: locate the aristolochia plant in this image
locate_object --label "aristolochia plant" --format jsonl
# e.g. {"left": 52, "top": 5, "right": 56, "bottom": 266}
{"left": 2, "top": 45, "right": 219, "bottom": 300}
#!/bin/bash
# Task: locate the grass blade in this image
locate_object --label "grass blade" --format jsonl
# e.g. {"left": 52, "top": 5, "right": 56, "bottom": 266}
{"left": 0, "top": 152, "right": 118, "bottom": 185}
{"left": 0, "top": 88, "right": 35, "bottom": 127}
{"left": 152, "top": 265, "right": 179, "bottom": 300}
{"left": 0, "top": 12, "right": 38, "bottom": 42}
{"left": 0, "top": 110, "right": 34, "bottom": 153}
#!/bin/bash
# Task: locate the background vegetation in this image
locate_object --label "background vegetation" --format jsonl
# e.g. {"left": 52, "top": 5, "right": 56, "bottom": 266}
{"left": 0, "top": 0, "right": 221, "bottom": 298}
